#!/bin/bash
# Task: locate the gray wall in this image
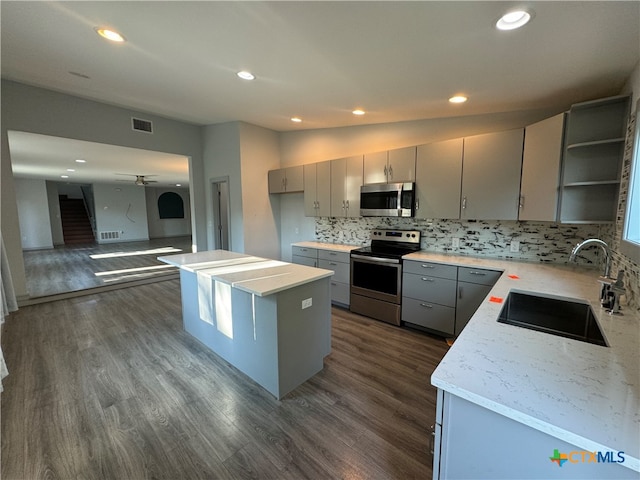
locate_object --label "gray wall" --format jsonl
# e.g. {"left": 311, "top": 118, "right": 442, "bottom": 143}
{"left": 14, "top": 178, "right": 53, "bottom": 250}
{"left": 1, "top": 80, "right": 205, "bottom": 299}
{"left": 93, "top": 184, "right": 149, "bottom": 243}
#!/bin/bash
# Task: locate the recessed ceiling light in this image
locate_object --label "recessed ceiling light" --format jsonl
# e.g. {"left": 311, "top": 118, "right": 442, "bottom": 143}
{"left": 95, "top": 27, "right": 126, "bottom": 43}
{"left": 67, "top": 168, "right": 75, "bottom": 172}
{"left": 449, "top": 95, "right": 468, "bottom": 104}
{"left": 352, "top": 109, "right": 366, "bottom": 116}
{"left": 75, "top": 159, "right": 86, "bottom": 163}
{"left": 291, "top": 117, "right": 302, "bottom": 123}
{"left": 176, "top": 184, "right": 182, "bottom": 187}
{"left": 61, "top": 175, "right": 69, "bottom": 179}
{"left": 237, "top": 71, "right": 255, "bottom": 80}
{"left": 496, "top": 10, "right": 531, "bottom": 30}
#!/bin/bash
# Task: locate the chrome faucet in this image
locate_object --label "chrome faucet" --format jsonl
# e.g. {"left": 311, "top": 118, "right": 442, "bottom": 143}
{"left": 569, "top": 238, "right": 612, "bottom": 278}
{"left": 569, "top": 238, "right": 625, "bottom": 314}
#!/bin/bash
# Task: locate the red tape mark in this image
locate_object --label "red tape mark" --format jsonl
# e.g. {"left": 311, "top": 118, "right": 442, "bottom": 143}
{"left": 489, "top": 296, "right": 504, "bottom": 303}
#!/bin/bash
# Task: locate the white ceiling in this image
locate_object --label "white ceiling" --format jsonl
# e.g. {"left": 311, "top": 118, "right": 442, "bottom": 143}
{"left": 2, "top": 1, "right": 639, "bottom": 185}
{"left": 8, "top": 131, "right": 190, "bottom": 187}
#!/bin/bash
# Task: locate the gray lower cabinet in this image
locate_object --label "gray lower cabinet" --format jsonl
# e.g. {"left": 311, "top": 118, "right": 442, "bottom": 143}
{"left": 402, "top": 261, "right": 500, "bottom": 337}
{"left": 318, "top": 249, "right": 350, "bottom": 307}
{"left": 455, "top": 266, "right": 502, "bottom": 336}
{"left": 434, "top": 389, "right": 636, "bottom": 479}
{"left": 402, "top": 261, "right": 457, "bottom": 336}
{"left": 293, "top": 246, "right": 351, "bottom": 307}
{"left": 292, "top": 246, "right": 317, "bottom": 267}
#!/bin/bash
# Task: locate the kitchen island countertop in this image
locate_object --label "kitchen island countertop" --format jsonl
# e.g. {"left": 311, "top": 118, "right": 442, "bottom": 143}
{"left": 159, "top": 250, "right": 334, "bottom": 296}
{"left": 403, "top": 251, "right": 639, "bottom": 472}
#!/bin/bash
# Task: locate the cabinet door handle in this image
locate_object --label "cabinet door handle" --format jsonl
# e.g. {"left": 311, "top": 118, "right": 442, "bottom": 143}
{"left": 459, "top": 286, "right": 463, "bottom": 299}
{"left": 383, "top": 165, "right": 388, "bottom": 177}
{"left": 430, "top": 424, "right": 436, "bottom": 456}
{"left": 345, "top": 200, "right": 349, "bottom": 209}
{"left": 421, "top": 277, "right": 435, "bottom": 282}
{"left": 329, "top": 262, "right": 337, "bottom": 266}
{"left": 342, "top": 200, "right": 345, "bottom": 210}
{"left": 421, "top": 264, "right": 436, "bottom": 269}
{"left": 331, "top": 282, "right": 337, "bottom": 286}
{"left": 468, "top": 271, "right": 487, "bottom": 276}
{"left": 420, "top": 303, "right": 434, "bottom": 308}
{"left": 388, "top": 164, "right": 393, "bottom": 179}
{"left": 415, "top": 199, "right": 419, "bottom": 211}
{"left": 519, "top": 195, "right": 525, "bottom": 209}
{"left": 329, "top": 252, "right": 337, "bottom": 256}
{"left": 462, "top": 196, "right": 467, "bottom": 210}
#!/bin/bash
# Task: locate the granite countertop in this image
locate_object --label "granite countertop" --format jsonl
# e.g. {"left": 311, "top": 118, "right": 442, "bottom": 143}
{"left": 159, "top": 250, "right": 334, "bottom": 297}
{"left": 403, "top": 252, "right": 639, "bottom": 472}
{"left": 292, "top": 241, "right": 361, "bottom": 253}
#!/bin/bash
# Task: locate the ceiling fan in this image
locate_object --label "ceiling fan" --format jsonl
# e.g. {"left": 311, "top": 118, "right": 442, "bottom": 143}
{"left": 116, "top": 174, "right": 158, "bottom": 186}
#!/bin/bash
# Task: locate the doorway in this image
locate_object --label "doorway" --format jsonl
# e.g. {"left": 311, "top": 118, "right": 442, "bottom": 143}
{"left": 212, "top": 178, "right": 230, "bottom": 250}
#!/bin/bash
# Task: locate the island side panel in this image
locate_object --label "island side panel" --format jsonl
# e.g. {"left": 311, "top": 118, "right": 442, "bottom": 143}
{"left": 439, "top": 392, "right": 636, "bottom": 479}
{"left": 180, "top": 269, "right": 218, "bottom": 348}
{"left": 271, "top": 277, "right": 331, "bottom": 398}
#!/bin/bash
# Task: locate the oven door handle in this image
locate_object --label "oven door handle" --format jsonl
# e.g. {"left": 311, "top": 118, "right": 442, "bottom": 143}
{"left": 351, "top": 254, "right": 401, "bottom": 264}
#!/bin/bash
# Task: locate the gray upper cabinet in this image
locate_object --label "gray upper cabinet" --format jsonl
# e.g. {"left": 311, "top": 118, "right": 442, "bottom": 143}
{"left": 268, "top": 165, "right": 303, "bottom": 194}
{"left": 304, "top": 161, "right": 331, "bottom": 217}
{"left": 387, "top": 146, "right": 416, "bottom": 183}
{"left": 461, "top": 129, "right": 524, "bottom": 221}
{"left": 415, "top": 138, "right": 463, "bottom": 219}
{"left": 519, "top": 113, "right": 565, "bottom": 221}
{"left": 558, "top": 95, "right": 630, "bottom": 224}
{"left": 363, "top": 150, "right": 389, "bottom": 184}
{"left": 330, "top": 155, "right": 363, "bottom": 217}
{"left": 363, "top": 147, "right": 416, "bottom": 184}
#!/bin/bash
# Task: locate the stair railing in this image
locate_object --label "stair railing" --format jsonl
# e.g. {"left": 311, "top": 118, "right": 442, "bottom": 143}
{"left": 80, "top": 185, "right": 97, "bottom": 237}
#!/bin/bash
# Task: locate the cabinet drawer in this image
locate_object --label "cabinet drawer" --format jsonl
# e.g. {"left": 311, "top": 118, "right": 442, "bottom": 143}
{"left": 402, "top": 297, "right": 455, "bottom": 335}
{"left": 292, "top": 255, "right": 316, "bottom": 268}
{"left": 402, "top": 272, "right": 457, "bottom": 307}
{"left": 329, "top": 280, "right": 350, "bottom": 306}
{"left": 457, "top": 267, "right": 501, "bottom": 286}
{"left": 292, "top": 246, "right": 318, "bottom": 259}
{"left": 318, "top": 259, "right": 349, "bottom": 284}
{"left": 403, "top": 260, "right": 457, "bottom": 280}
{"left": 318, "top": 249, "right": 351, "bottom": 264}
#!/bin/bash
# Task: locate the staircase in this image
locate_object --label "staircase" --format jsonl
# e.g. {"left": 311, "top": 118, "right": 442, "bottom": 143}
{"left": 59, "top": 196, "right": 95, "bottom": 244}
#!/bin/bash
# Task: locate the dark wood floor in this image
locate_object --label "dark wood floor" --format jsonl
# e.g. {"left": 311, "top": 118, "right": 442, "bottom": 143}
{"left": 1, "top": 279, "right": 449, "bottom": 479}
{"left": 22, "top": 236, "right": 192, "bottom": 298}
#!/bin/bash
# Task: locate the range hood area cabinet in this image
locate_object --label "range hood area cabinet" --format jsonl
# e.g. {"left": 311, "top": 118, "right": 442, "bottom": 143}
{"left": 519, "top": 113, "right": 565, "bottom": 222}
{"left": 558, "top": 95, "right": 630, "bottom": 224}
{"left": 363, "top": 146, "right": 416, "bottom": 184}
{"left": 330, "top": 155, "right": 363, "bottom": 217}
{"left": 268, "top": 165, "right": 304, "bottom": 194}
{"left": 303, "top": 161, "right": 331, "bottom": 217}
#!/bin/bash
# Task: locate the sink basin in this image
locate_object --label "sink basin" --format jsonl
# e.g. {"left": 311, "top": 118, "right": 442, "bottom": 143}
{"left": 497, "top": 291, "right": 607, "bottom": 346}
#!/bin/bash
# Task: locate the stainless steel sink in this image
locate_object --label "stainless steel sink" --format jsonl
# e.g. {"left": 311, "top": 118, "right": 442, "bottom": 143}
{"left": 498, "top": 291, "right": 607, "bottom": 346}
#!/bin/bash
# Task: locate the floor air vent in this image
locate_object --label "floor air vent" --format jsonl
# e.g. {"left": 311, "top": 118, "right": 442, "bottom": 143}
{"left": 100, "top": 231, "right": 121, "bottom": 241}
{"left": 131, "top": 117, "right": 153, "bottom": 133}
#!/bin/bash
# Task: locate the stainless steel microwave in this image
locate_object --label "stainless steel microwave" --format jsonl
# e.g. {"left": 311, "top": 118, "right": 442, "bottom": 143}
{"left": 360, "top": 182, "right": 415, "bottom": 217}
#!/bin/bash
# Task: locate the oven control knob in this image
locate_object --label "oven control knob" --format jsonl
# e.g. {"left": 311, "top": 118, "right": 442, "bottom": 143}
{"left": 412, "top": 234, "right": 416, "bottom": 238}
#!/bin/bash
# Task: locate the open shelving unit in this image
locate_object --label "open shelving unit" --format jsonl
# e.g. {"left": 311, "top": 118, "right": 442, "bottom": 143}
{"left": 558, "top": 95, "right": 630, "bottom": 224}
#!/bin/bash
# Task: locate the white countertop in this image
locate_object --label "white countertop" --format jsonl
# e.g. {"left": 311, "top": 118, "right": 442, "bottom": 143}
{"left": 403, "top": 252, "right": 640, "bottom": 471}
{"left": 158, "top": 250, "right": 334, "bottom": 297}
{"left": 292, "top": 241, "right": 361, "bottom": 253}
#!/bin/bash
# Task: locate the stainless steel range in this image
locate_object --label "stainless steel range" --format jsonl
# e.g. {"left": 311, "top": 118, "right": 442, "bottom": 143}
{"left": 350, "top": 229, "right": 421, "bottom": 325}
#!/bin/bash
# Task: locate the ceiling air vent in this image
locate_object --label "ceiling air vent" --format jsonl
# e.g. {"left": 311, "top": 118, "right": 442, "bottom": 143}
{"left": 131, "top": 117, "right": 153, "bottom": 134}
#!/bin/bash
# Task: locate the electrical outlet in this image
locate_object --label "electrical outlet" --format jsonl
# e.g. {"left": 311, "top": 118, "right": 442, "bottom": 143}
{"left": 510, "top": 240, "right": 520, "bottom": 253}
{"left": 302, "top": 298, "right": 313, "bottom": 309}
{"left": 452, "top": 237, "right": 460, "bottom": 249}
{"left": 295, "top": 227, "right": 299, "bottom": 235}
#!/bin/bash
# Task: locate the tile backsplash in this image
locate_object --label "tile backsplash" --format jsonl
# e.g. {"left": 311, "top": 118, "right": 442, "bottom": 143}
{"left": 316, "top": 216, "right": 602, "bottom": 264}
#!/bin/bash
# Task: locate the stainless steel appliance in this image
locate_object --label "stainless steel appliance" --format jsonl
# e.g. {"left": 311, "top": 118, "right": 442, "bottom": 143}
{"left": 350, "top": 229, "right": 421, "bottom": 325}
{"left": 360, "top": 182, "right": 416, "bottom": 217}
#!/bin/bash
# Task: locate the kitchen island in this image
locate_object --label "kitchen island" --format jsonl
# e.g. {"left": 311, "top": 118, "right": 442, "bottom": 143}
{"left": 158, "top": 250, "right": 334, "bottom": 399}
{"left": 403, "top": 252, "right": 639, "bottom": 479}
